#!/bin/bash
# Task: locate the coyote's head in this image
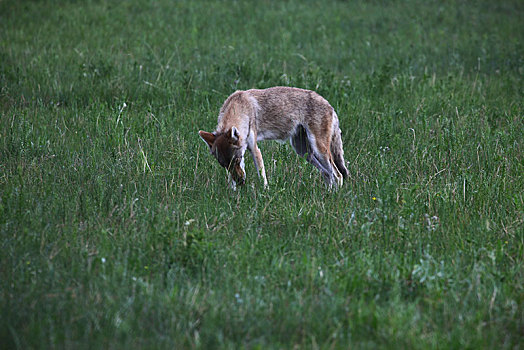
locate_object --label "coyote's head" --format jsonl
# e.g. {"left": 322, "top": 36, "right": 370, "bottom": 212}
{"left": 199, "top": 127, "right": 245, "bottom": 185}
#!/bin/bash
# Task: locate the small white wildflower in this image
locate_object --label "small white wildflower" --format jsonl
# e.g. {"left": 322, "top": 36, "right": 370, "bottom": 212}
{"left": 425, "top": 214, "right": 440, "bottom": 231}
{"left": 234, "top": 293, "right": 243, "bottom": 304}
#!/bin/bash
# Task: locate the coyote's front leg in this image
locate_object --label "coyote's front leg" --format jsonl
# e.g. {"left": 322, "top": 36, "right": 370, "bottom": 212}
{"left": 249, "top": 144, "right": 268, "bottom": 188}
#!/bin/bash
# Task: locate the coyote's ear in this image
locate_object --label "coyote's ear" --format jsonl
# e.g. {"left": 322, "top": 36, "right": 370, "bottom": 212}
{"left": 198, "top": 130, "right": 215, "bottom": 149}
{"left": 231, "top": 126, "right": 240, "bottom": 144}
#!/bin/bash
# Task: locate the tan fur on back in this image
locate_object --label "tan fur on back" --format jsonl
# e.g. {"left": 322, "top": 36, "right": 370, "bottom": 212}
{"left": 217, "top": 87, "right": 333, "bottom": 142}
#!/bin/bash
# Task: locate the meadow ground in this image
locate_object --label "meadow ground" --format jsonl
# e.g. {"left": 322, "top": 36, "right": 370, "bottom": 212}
{"left": 1, "top": 0, "right": 523, "bottom": 348}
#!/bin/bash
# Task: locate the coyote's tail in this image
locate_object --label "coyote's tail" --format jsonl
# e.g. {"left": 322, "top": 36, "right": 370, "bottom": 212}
{"left": 331, "top": 113, "right": 349, "bottom": 179}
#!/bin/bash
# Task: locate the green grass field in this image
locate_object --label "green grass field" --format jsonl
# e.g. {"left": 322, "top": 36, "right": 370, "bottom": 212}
{"left": 1, "top": 0, "right": 523, "bottom": 348}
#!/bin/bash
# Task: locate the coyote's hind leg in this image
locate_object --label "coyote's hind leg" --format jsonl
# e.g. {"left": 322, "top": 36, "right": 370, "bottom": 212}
{"left": 291, "top": 124, "right": 342, "bottom": 187}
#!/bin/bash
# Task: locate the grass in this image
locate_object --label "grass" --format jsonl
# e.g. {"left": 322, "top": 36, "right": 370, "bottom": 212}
{"left": 1, "top": 0, "right": 523, "bottom": 348}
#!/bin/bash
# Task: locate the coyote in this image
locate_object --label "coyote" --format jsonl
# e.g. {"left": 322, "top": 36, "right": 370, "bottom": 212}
{"left": 198, "top": 86, "right": 349, "bottom": 189}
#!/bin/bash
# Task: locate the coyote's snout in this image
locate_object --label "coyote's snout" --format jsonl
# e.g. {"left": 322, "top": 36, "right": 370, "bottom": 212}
{"left": 199, "top": 86, "right": 349, "bottom": 189}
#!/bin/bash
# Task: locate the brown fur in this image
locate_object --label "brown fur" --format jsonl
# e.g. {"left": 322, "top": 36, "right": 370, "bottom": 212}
{"left": 199, "top": 86, "right": 349, "bottom": 189}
